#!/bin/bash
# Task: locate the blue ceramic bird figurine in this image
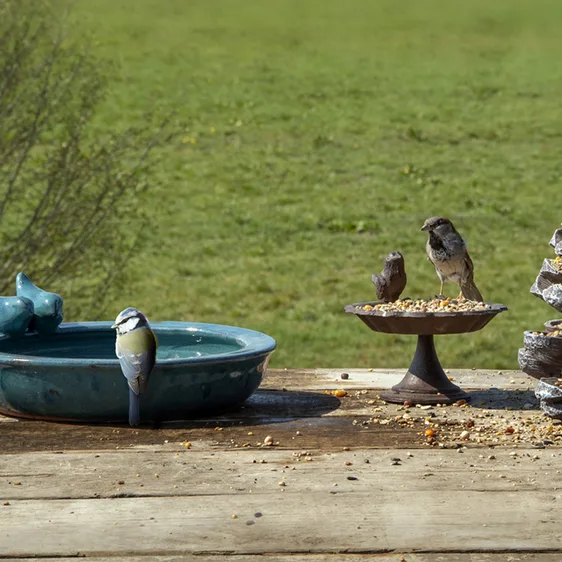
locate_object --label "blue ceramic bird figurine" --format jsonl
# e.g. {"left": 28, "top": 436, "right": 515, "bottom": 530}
{"left": 15, "top": 273, "right": 63, "bottom": 334}
{"left": 0, "top": 296, "right": 34, "bottom": 337}
{"left": 112, "top": 307, "right": 157, "bottom": 427}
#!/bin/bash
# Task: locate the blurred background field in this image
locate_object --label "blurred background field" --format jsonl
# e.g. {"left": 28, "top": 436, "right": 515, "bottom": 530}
{"left": 39, "top": 1, "right": 562, "bottom": 367}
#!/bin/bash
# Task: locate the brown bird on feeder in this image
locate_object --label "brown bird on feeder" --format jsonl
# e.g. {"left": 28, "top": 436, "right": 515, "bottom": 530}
{"left": 421, "top": 216, "right": 483, "bottom": 302}
{"left": 372, "top": 251, "right": 407, "bottom": 302}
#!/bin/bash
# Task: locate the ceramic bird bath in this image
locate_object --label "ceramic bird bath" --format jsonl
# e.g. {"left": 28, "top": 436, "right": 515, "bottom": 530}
{"left": 0, "top": 321, "right": 276, "bottom": 422}
{"left": 345, "top": 301, "right": 507, "bottom": 405}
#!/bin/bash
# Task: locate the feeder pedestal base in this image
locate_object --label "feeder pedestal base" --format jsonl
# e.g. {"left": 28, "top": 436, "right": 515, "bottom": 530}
{"left": 381, "top": 334, "right": 470, "bottom": 405}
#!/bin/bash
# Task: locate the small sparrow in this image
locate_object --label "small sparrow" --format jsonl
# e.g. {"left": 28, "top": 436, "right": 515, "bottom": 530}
{"left": 421, "top": 216, "right": 483, "bottom": 302}
{"left": 372, "top": 251, "right": 407, "bottom": 302}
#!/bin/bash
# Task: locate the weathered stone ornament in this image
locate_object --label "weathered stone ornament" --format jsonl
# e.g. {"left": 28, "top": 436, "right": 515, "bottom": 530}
{"left": 518, "top": 330, "right": 562, "bottom": 380}
{"left": 549, "top": 226, "right": 562, "bottom": 257}
{"left": 530, "top": 258, "right": 562, "bottom": 313}
{"left": 535, "top": 378, "right": 562, "bottom": 420}
{"left": 519, "top": 224, "right": 562, "bottom": 418}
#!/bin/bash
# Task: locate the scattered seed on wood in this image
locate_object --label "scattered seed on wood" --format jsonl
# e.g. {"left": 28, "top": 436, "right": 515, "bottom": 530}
{"left": 340, "top": 373, "right": 349, "bottom": 380}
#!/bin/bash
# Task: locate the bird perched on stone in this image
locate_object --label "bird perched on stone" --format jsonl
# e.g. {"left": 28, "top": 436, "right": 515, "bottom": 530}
{"left": 372, "top": 251, "right": 407, "bottom": 302}
{"left": 421, "top": 216, "right": 483, "bottom": 302}
{"left": 112, "top": 307, "right": 157, "bottom": 427}
{"left": 16, "top": 272, "right": 63, "bottom": 334}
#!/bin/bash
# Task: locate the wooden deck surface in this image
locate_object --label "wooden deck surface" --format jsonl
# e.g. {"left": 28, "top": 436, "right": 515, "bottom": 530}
{"left": 0, "top": 368, "right": 561, "bottom": 561}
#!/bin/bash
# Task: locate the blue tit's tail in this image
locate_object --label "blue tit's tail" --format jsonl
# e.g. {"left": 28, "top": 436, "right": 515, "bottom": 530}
{"left": 128, "top": 388, "right": 141, "bottom": 427}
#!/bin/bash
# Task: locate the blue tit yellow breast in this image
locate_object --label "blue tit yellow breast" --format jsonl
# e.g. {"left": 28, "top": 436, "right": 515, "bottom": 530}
{"left": 118, "top": 327, "right": 157, "bottom": 355}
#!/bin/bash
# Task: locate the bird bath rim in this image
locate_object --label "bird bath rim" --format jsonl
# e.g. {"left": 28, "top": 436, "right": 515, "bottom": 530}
{"left": 0, "top": 321, "right": 277, "bottom": 367}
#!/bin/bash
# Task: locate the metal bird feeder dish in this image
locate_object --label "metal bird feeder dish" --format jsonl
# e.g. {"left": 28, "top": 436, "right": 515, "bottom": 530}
{"left": 0, "top": 322, "right": 276, "bottom": 423}
{"left": 345, "top": 301, "right": 507, "bottom": 405}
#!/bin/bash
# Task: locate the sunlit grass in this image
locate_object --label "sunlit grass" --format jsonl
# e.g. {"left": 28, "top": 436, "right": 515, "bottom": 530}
{"left": 68, "top": 0, "right": 562, "bottom": 368}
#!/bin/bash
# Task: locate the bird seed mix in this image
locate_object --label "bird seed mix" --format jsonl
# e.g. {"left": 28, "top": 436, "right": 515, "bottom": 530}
{"left": 531, "top": 330, "right": 562, "bottom": 338}
{"left": 362, "top": 299, "right": 492, "bottom": 313}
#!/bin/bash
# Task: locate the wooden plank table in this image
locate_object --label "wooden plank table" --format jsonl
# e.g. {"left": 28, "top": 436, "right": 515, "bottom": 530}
{"left": 0, "top": 368, "right": 561, "bottom": 561}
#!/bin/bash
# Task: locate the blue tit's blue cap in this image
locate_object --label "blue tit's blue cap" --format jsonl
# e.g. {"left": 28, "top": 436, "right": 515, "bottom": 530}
{"left": 112, "top": 307, "right": 148, "bottom": 329}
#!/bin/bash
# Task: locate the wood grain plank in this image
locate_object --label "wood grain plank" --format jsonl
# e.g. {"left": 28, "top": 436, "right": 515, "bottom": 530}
{"left": 1, "top": 448, "right": 561, "bottom": 556}
{"left": 1, "top": 488, "right": 561, "bottom": 557}
{"left": 0, "top": 448, "right": 560, "bottom": 501}
{"left": 4, "top": 554, "right": 560, "bottom": 562}
{"left": 263, "top": 369, "right": 535, "bottom": 391}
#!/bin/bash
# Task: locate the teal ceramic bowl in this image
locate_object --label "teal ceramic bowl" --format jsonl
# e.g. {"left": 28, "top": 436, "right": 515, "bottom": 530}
{"left": 0, "top": 321, "right": 276, "bottom": 423}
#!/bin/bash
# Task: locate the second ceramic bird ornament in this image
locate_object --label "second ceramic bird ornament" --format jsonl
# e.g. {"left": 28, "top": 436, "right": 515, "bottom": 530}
{"left": 0, "top": 296, "right": 35, "bottom": 337}
{"left": 16, "top": 273, "right": 63, "bottom": 334}
{"left": 372, "top": 251, "right": 407, "bottom": 302}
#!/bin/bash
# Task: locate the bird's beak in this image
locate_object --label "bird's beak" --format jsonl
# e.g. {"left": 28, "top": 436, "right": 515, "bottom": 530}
{"left": 421, "top": 224, "right": 429, "bottom": 231}
{"left": 111, "top": 323, "right": 118, "bottom": 329}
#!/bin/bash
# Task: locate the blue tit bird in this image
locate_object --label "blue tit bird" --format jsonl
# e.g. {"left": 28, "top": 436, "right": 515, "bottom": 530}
{"left": 112, "top": 307, "right": 157, "bottom": 427}
{"left": 0, "top": 296, "right": 34, "bottom": 337}
{"left": 16, "top": 272, "right": 63, "bottom": 334}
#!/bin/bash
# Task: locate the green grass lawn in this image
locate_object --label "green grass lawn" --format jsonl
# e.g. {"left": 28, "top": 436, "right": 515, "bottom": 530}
{"left": 69, "top": 0, "right": 562, "bottom": 369}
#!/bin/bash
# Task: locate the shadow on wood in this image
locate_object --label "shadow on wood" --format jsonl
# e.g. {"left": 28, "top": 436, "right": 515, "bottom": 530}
{"left": 468, "top": 388, "right": 538, "bottom": 411}
{"left": 159, "top": 389, "right": 342, "bottom": 428}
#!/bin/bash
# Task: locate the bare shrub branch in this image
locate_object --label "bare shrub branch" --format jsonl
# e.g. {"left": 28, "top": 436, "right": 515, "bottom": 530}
{"left": 0, "top": 0, "right": 175, "bottom": 319}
